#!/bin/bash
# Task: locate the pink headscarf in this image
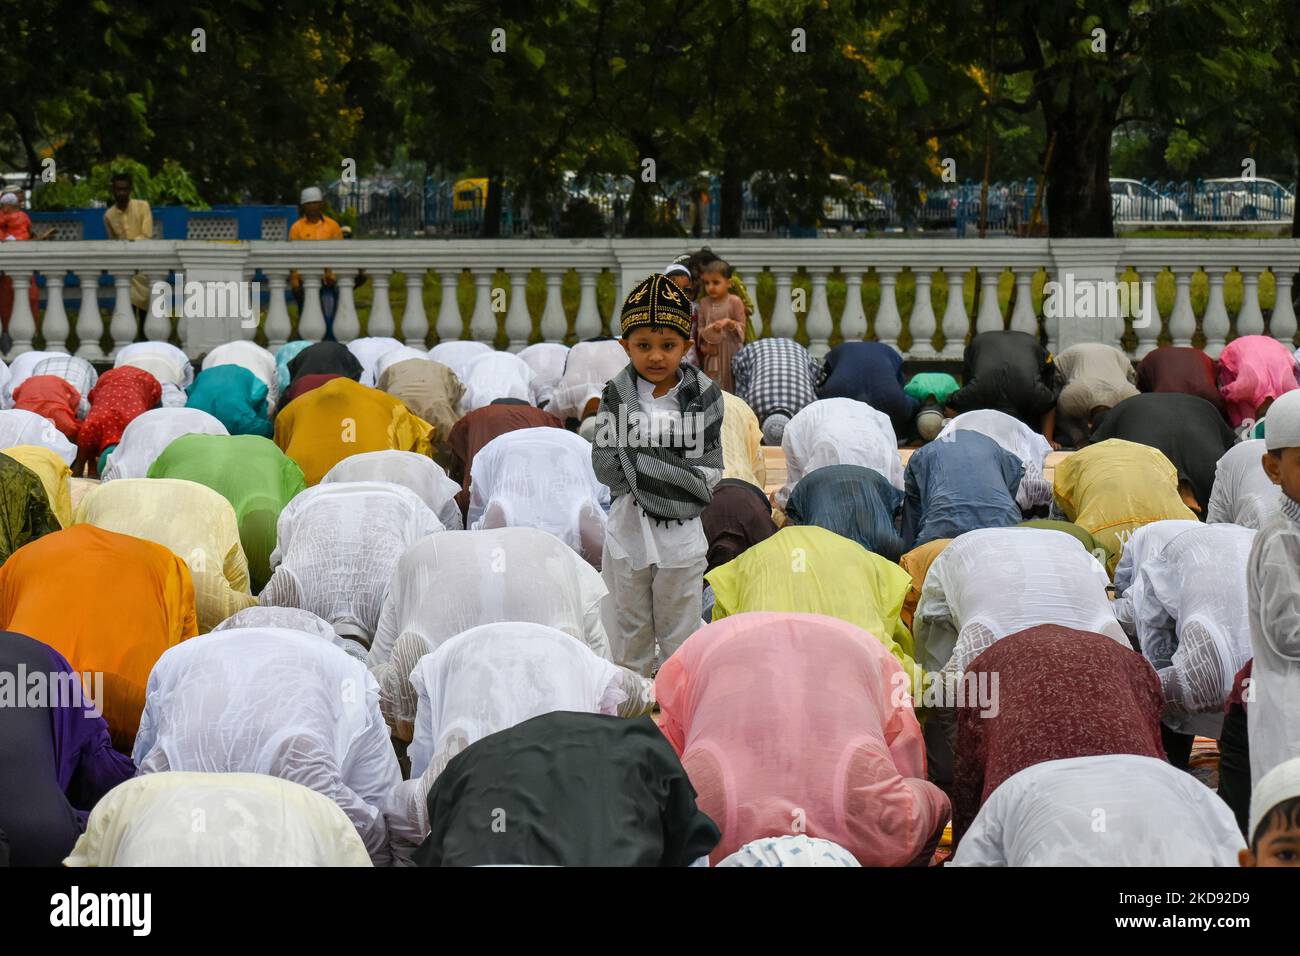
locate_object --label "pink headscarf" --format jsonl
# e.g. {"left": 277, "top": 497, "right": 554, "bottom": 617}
{"left": 655, "top": 611, "right": 950, "bottom": 866}
{"left": 1218, "top": 335, "right": 1300, "bottom": 427}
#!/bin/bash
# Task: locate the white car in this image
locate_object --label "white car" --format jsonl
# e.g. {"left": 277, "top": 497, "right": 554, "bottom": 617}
{"left": 1199, "top": 177, "right": 1295, "bottom": 221}
{"left": 1109, "top": 178, "right": 1182, "bottom": 222}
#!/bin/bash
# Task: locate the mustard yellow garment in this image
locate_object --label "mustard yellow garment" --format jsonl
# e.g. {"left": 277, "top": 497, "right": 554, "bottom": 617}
{"left": 74, "top": 478, "right": 257, "bottom": 632}
{"left": 1052, "top": 438, "right": 1197, "bottom": 576}
{"left": 274, "top": 377, "right": 434, "bottom": 485}
{"left": 706, "top": 525, "right": 919, "bottom": 691}
{"left": 2, "top": 444, "right": 72, "bottom": 527}
{"left": 899, "top": 537, "right": 953, "bottom": 633}
{"left": 720, "top": 391, "right": 766, "bottom": 490}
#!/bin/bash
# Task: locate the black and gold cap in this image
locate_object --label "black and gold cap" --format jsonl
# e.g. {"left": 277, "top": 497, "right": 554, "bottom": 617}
{"left": 619, "top": 273, "right": 693, "bottom": 339}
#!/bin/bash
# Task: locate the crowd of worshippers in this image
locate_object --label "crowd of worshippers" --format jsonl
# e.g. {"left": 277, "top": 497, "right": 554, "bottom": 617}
{"left": 3, "top": 256, "right": 1300, "bottom": 868}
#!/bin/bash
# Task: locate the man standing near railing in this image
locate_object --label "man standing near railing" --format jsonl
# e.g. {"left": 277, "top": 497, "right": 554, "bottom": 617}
{"left": 289, "top": 186, "right": 342, "bottom": 338}
{"left": 103, "top": 172, "right": 154, "bottom": 324}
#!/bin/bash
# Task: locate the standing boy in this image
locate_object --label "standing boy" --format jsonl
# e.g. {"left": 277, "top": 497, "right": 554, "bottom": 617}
{"left": 592, "top": 273, "right": 724, "bottom": 677}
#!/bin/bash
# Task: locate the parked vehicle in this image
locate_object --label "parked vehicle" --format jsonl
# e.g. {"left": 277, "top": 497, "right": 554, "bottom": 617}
{"left": 1109, "top": 178, "right": 1182, "bottom": 222}
{"left": 1198, "top": 177, "right": 1295, "bottom": 221}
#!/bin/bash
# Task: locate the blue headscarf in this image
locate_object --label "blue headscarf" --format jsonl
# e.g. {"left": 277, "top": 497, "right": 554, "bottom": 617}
{"left": 785, "top": 464, "right": 905, "bottom": 561}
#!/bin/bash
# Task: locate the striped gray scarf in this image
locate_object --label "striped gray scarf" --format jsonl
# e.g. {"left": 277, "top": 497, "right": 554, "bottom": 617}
{"left": 591, "top": 363, "right": 724, "bottom": 522}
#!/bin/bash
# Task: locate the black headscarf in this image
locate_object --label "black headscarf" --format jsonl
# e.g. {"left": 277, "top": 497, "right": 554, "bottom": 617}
{"left": 1088, "top": 392, "right": 1236, "bottom": 513}
{"left": 785, "top": 464, "right": 905, "bottom": 562}
{"left": 286, "top": 341, "right": 363, "bottom": 385}
{"left": 415, "top": 712, "right": 720, "bottom": 867}
{"left": 700, "top": 479, "right": 778, "bottom": 573}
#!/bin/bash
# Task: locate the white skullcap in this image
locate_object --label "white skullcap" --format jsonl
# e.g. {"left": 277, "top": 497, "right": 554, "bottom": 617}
{"left": 1250, "top": 757, "right": 1300, "bottom": 844}
{"left": 0, "top": 192, "right": 17, "bottom": 205}
{"left": 762, "top": 412, "right": 790, "bottom": 446}
{"left": 300, "top": 186, "right": 323, "bottom": 204}
{"left": 1264, "top": 389, "right": 1300, "bottom": 451}
{"left": 664, "top": 263, "right": 691, "bottom": 278}
{"left": 917, "top": 407, "right": 946, "bottom": 441}
{"left": 717, "top": 836, "right": 861, "bottom": 867}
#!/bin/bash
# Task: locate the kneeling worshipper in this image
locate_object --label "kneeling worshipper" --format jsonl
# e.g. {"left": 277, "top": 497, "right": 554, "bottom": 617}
{"left": 458, "top": 350, "right": 539, "bottom": 412}
{"left": 132, "top": 626, "right": 401, "bottom": 865}
{"left": 914, "top": 526, "right": 1127, "bottom": 783}
{"left": 31, "top": 355, "right": 97, "bottom": 416}
{"left": 700, "top": 478, "right": 777, "bottom": 573}
{"left": 99, "top": 406, "right": 228, "bottom": 481}
{"left": 1241, "top": 758, "right": 1300, "bottom": 868}
{"left": 1052, "top": 341, "right": 1139, "bottom": 446}
{"left": 273, "top": 376, "right": 433, "bottom": 485}
{"left": 549, "top": 338, "right": 630, "bottom": 427}
{"left": 784, "top": 464, "right": 904, "bottom": 561}
{"left": 731, "top": 337, "right": 823, "bottom": 447}
{"left": 202, "top": 340, "right": 280, "bottom": 407}
{"left": 1208, "top": 439, "right": 1280, "bottom": 529}
{"left": 2, "top": 350, "right": 59, "bottom": 405}
{"left": 146, "top": 434, "right": 306, "bottom": 592}
{"left": 74, "top": 366, "right": 163, "bottom": 477}
{"left": 0, "top": 408, "right": 76, "bottom": 464}
{"left": 1052, "top": 438, "right": 1198, "bottom": 574}
{"left": 377, "top": 358, "right": 464, "bottom": 467}
{"left": 368, "top": 527, "right": 641, "bottom": 740}
{"left": 517, "top": 342, "right": 570, "bottom": 409}
{"left": 212, "top": 605, "right": 364, "bottom": 661}
{"left": 466, "top": 427, "right": 609, "bottom": 565}
{"left": 935, "top": 408, "right": 1055, "bottom": 509}
{"left": 185, "top": 365, "right": 273, "bottom": 437}
{"left": 1136, "top": 344, "right": 1228, "bottom": 419}
{"left": 657, "top": 612, "right": 949, "bottom": 866}
{"left": 346, "top": 336, "right": 406, "bottom": 387}
{"left": 0, "top": 524, "right": 197, "bottom": 750}
{"left": 899, "top": 538, "right": 953, "bottom": 633}
{"left": 774, "top": 397, "right": 903, "bottom": 510}
{"left": 428, "top": 340, "right": 492, "bottom": 383}
{"left": 705, "top": 524, "right": 918, "bottom": 687}
{"left": 815, "top": 341, "right": 918, "bottom": 438}
{"left": 74, "top": 478, "right": 258, "bottom": 633}
{"left": 413, "top": 711, "right": 720, "bottom": 867}
{"left": 717, "top": 836, "right": 862, "bottom": 867}
{"left": 322, "top": 448, "right": 463, "bottom": 530}
{"left": 275, "top": 371, "right": 345, "bottom": 415}
{"left": 901, "top": 430, "right": 1024, "bottom": 549}
{"left": 947, "top": 329, "right": 1058, "bottom": 433}
{"left": 1217, "top": 333, "right": 1300, "bottom": 430}
{"left": 64, "top": 772, "right": 371, "bottom": 867}
{"left": 384, "top": 621, "right": 628, "bottom": 863}
{"left": 0, "top": 632, "right": 136, "bottom": 866}
{"left": 11, "top": 375, "right": 82, "bottom": 442}
{"left": 950, "top": 625, "right": 1166, "bottom": 845}
{"left": 260, "top": 481, "right": 444, "bottom": 656}
{"left": 1110, "top": 519, "right": 1201, "bottom": 625}
{"left": 1120, "top": 523, "right": 1256, "bottom": 769}
{"left": 720, "top": 390, "right": 766, "bottom": 489}
{"left": 0, "top": 452, "right": 60, "bottom": 560}
{"left": 2, "top": 444, "right": 73, "bottom": 527}
{"left": 274, "top": 341, "right": 312, "bottom": 394}
{"left": 374, "top": 345, "right": 433, "bottom": 382}
{"left": 285, "top": 340, "right": 363, "bottom": 386}
{"left": 1089, "top": 392, "right": 1236, "bottom": 514}
{"left": 115, "top": 341, "right": 193, "bottom": 407}
{"left": 950, "top": 754, "right": 1245, "bottom": 866}
{"left": 447, "top": 400, "right": 565, "bottom": 516}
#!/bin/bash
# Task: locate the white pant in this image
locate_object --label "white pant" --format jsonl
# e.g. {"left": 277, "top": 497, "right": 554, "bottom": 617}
{"left": 602, "top": 552, "right": 707, "bottom": 677}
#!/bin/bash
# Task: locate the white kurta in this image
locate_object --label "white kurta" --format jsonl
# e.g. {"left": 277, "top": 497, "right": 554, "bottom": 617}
{"left": 1129, "top": 524, "right": 1256, "bottom": 737}
{"left": 100, "top": 407, "right": 229, "bottom": 481}
{"left": 950, "top": 755, "right": 1245, "bottom": 866}
{"left": 3, "top": 350, "right": 57, "bottom": 404}
{"left": 212, "top": 605, "right": 367, "bottom": 661}
{"left": 1207, "top": 439, "right": 1281, "bottom": 530}
{"left": 346, "top": 336, "right": 405, "bottom": 388}
{"left": 132, "top": 627, "right": 402, "bottom": 864}
{"left": 1248, "top": 494, "right": 1300, "bottom": 786}
{"left": 458, "top": 350, "right": 538, "bottom": 412}
{"left": 427, "top": 340, "right": 492, "bottom": 382}
{"left": 321, "top": 449, "right": 464, "bottom": 530}
{"left": 64, "top": 772, "right": 373, "bottom": 867}
{"left": 0, "top": 408, "right": 77, "bottom": 464}
{"left": 517, "top": 342, "right": 570, "bottom": 409}
{"left": 202, "top": 340, "right": 279, "bottom": 404}
{"left": 1111, "top": 519, "right": 1201, "bottom": 625}
{"left": 116, "top": 341, "right": 194, "bottom": 395}
{"left": 936, "top": 408, "right": 1054, "bottom": 509}
{"left": 468, "top": 426, "right": 609, "bottom": 565}
{"left": 384, "top": 622, "right": 627, "bottom": 863}
{"left": 260, "top": 481, "right": 445, "bottom": 641}
{"left": 776, "top": 397, "right": 903, "bottom": 508}
{"left": 373, "top": 345, "right": 431, "bottom": 382}
{"left": 549, "top": 340, "right": 628, "bottom": 422}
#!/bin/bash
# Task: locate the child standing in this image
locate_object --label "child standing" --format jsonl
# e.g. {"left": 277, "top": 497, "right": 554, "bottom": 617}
{"left": 1248, "top": 388, "right": 1300, "bottom": 788}
{"left": 693, "top": 259, "right": 747, "bottom": 393}
{"left": 592, "top": 273, "right": 724, "bottom": 677}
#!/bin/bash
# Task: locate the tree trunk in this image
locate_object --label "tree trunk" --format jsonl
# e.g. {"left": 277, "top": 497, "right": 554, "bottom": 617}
{"left": 719, "top": 163, "right": 744, "bottom": 238}
{"left": 1042, "top": 93, "right": 1118, "bottom": 238}
{"left": 479, "top": 170, "right": 503, "bottom": 238}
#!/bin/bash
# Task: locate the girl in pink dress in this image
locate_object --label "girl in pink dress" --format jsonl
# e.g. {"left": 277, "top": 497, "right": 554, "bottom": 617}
{"left": 693, "top": 259, "right": 747, "bottom": 392}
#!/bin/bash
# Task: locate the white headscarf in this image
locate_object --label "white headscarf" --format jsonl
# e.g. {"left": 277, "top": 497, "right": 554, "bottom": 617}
{"left": 100, "top": 407, "right": 229, "bottom": 481}
{"left": 321, "top": 450, "right": 463, "bottom": 530}
{"left": 717, "top": 836, "right": 862, "bottom": 867}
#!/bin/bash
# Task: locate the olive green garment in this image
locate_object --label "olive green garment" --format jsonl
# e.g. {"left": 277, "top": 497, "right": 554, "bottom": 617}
{"left": 0, "top": 453, "right": 60, "bottom": 563}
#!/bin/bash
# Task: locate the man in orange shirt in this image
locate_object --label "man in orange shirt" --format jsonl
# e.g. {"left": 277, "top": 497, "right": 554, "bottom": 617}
{"left": 290, "top": 186, "right": 343, "bottom": 338}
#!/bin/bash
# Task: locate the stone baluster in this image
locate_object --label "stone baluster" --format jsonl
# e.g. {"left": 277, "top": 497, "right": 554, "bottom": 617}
{"left": 108, "top": 272, "right": 137, "bottom": 357}
{"left": 873, "top": 268, "right": 902, "bottom": 352}
{"left": 7, "top": 271, "right": 36, "bottom": 355}
{"left": 469, "top": 269, "right": 496, "bottom": 345}
{"left": 297, "top": 272, "right": 326, "bottom": 341}
{"left": 1236, "top": 268, "right": 1265, "bottom": 338}
{"left": 907, "top": 269, "right": 938, "bottom": 358}
{"left": 975, "top": 267, "right": 1003, "bottom": 334}
{"left": 806, "top": 267, "right": 833, "bottom": 357}
{"left": 142, "top": 272, "right": 170, "bottom": 343}
{"left": 769, "top": 268, "right": 796, "bottom": 340}
{"left": 41, "top": 273, "right": 70, "bottom": 353}
{"left": 1132, "top": 270, "right": 1162, "bottom": 358}
{"left": 263, "top": 270, "right": 292, "bottom": 346}
{"left": 332, "top": 272, "right": 361, "bottom": 343}
{"left": 433, "top": 269, "right": 460, "bottom": 345}
{"left": 575, "top": 268, "right": 602, "bottom": 340}
{"left": 1009, "top": 268, "right": 1037, "bottom": 337}
{"left": 1167, "top": 269, "right": 1197, "bottom": 347}
{"left": 403, "top": 269, "right": 430, "bottom": 347}
{"left": 367, "top": 272, "right": 395, "bottom": 340}
{"left": 1270, "top": 268, "right": 1298, "bottom": 347}
{"left": 75, "top": 272, "right": 104, "bottom": 359}
{"left": 539, "top": 268, "right": 567, "bottom": 345}
{"left": 506, "top": 269, "right": 533, "bottom": 350}
{"left": 839, "top": 269, "right": 867, "bottom": 342}
{"left": 1202, "top": 267, "right": 1230, "bottom": 357}
{"left": 735, "top": 268, "right": 763, "bottom": 337}
{"left": 940, "top": 266, "right": 970, "bottom": 358}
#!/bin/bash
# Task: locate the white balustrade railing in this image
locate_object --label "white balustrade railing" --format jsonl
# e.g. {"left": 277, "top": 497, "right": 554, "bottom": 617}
{"left": 2, "top": 237, "right": 1299, "bottom": 361}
